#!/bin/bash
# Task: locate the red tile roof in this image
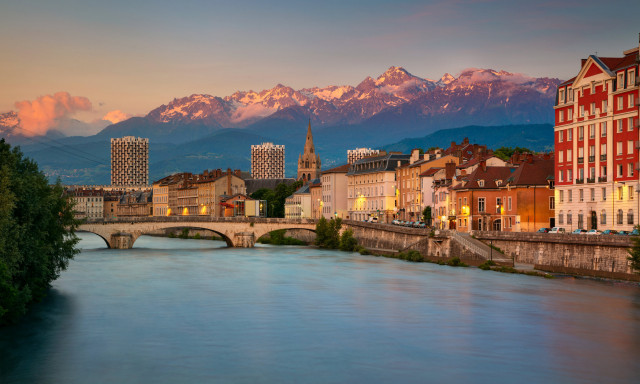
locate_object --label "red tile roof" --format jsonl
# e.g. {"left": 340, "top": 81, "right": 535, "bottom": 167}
{"left": 322, "top": 164, "right": 350, "bottom": 174}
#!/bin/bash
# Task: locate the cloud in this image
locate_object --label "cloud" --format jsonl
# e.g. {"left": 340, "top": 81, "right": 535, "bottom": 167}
{"left": 102, "top": 110, "right": 132, "bottom": 124}
{"left": 14, "top": 92, "right": 92, "bottom": 136}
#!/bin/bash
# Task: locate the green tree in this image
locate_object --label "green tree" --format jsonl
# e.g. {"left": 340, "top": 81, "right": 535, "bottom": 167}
{"left": 315, "top": 216, "right": 329, "bottom": 246}
{"left": 0, "top": 139, "right": 80, "bottom": 325}
{"left": 628, "top": 225, "right": 640, "bottom": 273}
{"left": 422, "top": 206, "right": 432, "bottom": 226}
{"left": 251, "top": 180, "right": 303, "bottom": 218}
{"left": 493, "top": 146, "right": 533, "bottom": 161}
{"left": 339, "top": 229, "right": 358, "bottom": 252}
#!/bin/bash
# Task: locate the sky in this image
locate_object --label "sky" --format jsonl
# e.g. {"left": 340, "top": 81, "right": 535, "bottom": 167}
{"left": 1, "top": 0, "right": 639, "bottom": 130}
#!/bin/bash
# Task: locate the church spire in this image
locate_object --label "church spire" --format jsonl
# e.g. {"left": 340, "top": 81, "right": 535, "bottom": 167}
{"left": 297, "top": 118, "right": 321, "bottom": 182}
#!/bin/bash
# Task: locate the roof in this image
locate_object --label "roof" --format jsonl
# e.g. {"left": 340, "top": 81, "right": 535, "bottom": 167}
{"left": 419, "top": 167, "right": 442, "bottom": 177}
{"left": 294, "top": 184, "right": 310, "bottom": 195}
{"left": 347, "top": 153, "right": 411, "bottom": 176}
{"left": 322, "top": 163, "right": 350, "bottom": 174}
{"left": 452, "top": 166, "right": 516, "bottom": 190}
{"left": 244, "top": 178, "right": 296, "bottom": 195}
{"left": 505, "top": 158, "right": 555, "bottom": 186}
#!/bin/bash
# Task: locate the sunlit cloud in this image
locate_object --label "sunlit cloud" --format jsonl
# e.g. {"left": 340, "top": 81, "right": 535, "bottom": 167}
{"left": 102, "top": 109, "right": 132, "bottom": 124}
{"left": 14, "top": 92, "right": 92, "bottom": 136}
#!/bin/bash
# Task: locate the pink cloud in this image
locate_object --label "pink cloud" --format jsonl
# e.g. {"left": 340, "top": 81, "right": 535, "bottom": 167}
{"left": 14, "top": 92, "right": 92, "bottom": 136}
{"left": 102, "top": 110, "right": 132, "bottom": 124}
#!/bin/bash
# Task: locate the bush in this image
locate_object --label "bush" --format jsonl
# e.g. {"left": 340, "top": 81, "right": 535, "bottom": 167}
{"left": 478, "top": 260, "right": 497, "bottom": 270}
{"left": 339, "top": 229, "right": 358, "bottom": 252}
{"left": 315, "top": 217, "right": 342, "bottom": 249}
{"left": 259, "top": 229, "right": 306, "bottom": 246}
{"left": 179, "top": 228, "right": 190, "bottom": 239}
{"left": 168, "top": 232, "right": 176, "bottom": 238}
{"left": 193, "top": 233, "right": 201, "bottom": 239}
{"left": 446, "top": 257, "right": 468, "bottom": 267}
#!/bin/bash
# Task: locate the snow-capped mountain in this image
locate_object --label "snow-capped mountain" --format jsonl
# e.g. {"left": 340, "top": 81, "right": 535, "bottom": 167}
{"left": 143, "top": 66, "right": 560, "bottom": 129}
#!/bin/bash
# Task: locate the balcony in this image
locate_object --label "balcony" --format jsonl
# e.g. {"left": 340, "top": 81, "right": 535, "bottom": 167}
{"left": 575, "top": 179, "right": 584, "bottom": 184}
{"left": 577, "top": 157, "right": 584, "bottom": 164}
{"left": 588, "top": 156, "right": 595, "bottom": 163}
{"left": 598, "top": 176, "right": 607, "bottom": 182}
{"left": 600, "top": 154, "right": 607, "bottom": 161}
{"left": 587, "top": 177, "right": 596, "bottom": 183}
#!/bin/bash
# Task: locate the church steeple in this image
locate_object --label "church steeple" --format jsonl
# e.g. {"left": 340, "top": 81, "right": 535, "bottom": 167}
{"left": 297, "top": 119, "right": 321, "bottom": 183}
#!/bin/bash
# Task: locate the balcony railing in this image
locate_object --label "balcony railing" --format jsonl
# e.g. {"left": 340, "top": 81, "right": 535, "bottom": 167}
{"left": 587, "top": 177, "right": 595, "bottom": 183}
{"left": 600, "top": 154, "right": 607, "bottom": 161}
{"left": 577, "top": 157, "right": 584, "bottom": 164}
{"left": 575, "top": 179, "right": 584, "bottom": 184}
{"left": 598, "top": 176, "right": 607, "bottom": 182}
{"left": 588, "top": 156, "right": 595, "bottom": 163}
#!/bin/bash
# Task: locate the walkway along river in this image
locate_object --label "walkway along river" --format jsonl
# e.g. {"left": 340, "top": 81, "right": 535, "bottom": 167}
{"left": 1, "top": 234, "right": 640, "bottom": 383}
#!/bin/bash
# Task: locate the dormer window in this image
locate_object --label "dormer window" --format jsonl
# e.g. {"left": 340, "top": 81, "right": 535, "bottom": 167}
{"left": 618, "top": 73, "right": 624, "bottom": 89}
{"left": 495, "top": 180, "right": 502, "bottom": 186}
{"left": 559, "top": 88, "right": 565, "bottom": 103}
{"left": 629, "top": 69, "right": 636, "bottom": 87}
{"left": 478, "top": 180, "right": 485, "bottom": 187}
{"left": 568, "top": 88, "right": 573, "bottom": 101}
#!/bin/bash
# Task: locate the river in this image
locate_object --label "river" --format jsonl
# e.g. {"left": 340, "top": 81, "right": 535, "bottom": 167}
{"left": 1, "top": 233, "right": 640, "bottom": 383}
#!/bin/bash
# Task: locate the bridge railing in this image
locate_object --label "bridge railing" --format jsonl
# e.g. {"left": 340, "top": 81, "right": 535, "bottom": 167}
{"left": 84, "top": 217, "right": 318, "bottom": 225}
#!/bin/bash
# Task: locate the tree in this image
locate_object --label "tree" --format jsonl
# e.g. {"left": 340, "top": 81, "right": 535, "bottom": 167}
{"left": 251, "top": 181, "right": 303, "bottom": 218}
{"left": 0, "top": 139, "right": 80, "bottom": 325}
{"left": 339, "top": 229, "right": 358, "bottom": 252}
{"left": 422, "top": 206, "right": 432, "bottom": 226}
{"left": 315, "top": 217, "right": 342, "bottom": 249}
{"left": 493, "top": 146, "right": 533, "bottom": 161}
{"left": 628, "top": 226, "right": 640, "bottom": 273}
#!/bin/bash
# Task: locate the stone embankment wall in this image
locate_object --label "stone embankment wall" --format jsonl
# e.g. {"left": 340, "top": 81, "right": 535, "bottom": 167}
{"left": 472, "top": 231, "right": 640, "bottom": 281}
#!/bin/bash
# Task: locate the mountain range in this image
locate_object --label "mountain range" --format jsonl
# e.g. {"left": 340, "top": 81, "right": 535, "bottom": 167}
{"left": 0, "top": 66, "right": 561, "bottom": 184}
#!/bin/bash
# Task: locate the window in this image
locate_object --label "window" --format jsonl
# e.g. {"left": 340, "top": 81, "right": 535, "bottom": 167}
{"left": 559, "top": 170, "right": 564, "bottom": 182}
{"left": 629, "top": 140, "right": 635, "bottom": 154}
{"left": 559, "top": 110, "right": 564, "bottom": 122}
{"left": 601, "top": 143, "right": 607, "bottom": 156}
{"left": 496, "top": 198, "right": 502, "bottom": 213}
{"left": 630, "top": 94, "right": 636, "bottom": 109}
{"left": 578, "top": 126, "right": 584, "bottom": 140}
{"left": 478, "top": 197, "right": 485, "bottom": 212}
{"left": 568, "top": 108, "right": 573, "bottom": 120}
{"left": 568, "top": 87, "right": 573, "bottom": 101}
{"left": 549, "top": 196, "right": 555, "bottom": 210}
{"left": 630, "top": 117, "right": 635, "bottom": 131}
{"left": 580, "top": 105, "right": 585, "bottom": 117}
{"left": 617, "top": 73, "right": 624, "bottom": 89}
{"left": 602, "top": 100, "right": 608, "bottom": 113}
{"left": 629, "top": 186, "right": 634, "bottom": 199}
{"left": 567, "top": 149, "right": 572, "bottom": 160}
{"left": 629, "top": 210, "right": 635, "bottom": 225}
{"left": 559, "top": 88, "right": 565, "bottom": 103}
{"left": 559, "top": 211, "right": 564, "bottom": 225}
{"left": 589, "top": 124, "right": 595, "bottom": 138}
{"left": 559, "top": 190, "right": 564, "bottom": 203}
{"left": 601, "top": 210, "right": 607, "bottom": 225}
{"left": 629, "top": 69, "right": 636, "bottom": 87}
{"left": 559, "top": 130, "right": 564, "bottom": 142}
{"left": 568, "top": 190, "right": 573, "bottom": 202}
{"left": 507, "top": 196, "right": 512, "bottom": 211}
{"left": 618, "top": 96, "right": 623, "bottom": 110}
{"left": 559, "top": 150, "right": 564, "bottom": 163}
{"left": 602, "top": 187, "right": 607, "bottom": 201}
{"left": 579, "top": 189, "right": 584, "bottom": 202}
{"left": 567, "top": 211, "right": 573, "bottom": 224}
{"left": 617, "top": 209, "right": 624, "bottom": 225}
{"left": 617, "top": 142, "right": 623, "bottom": 155}
{"left": 568, "top": 129, "right": 573, "bottom": 141}
{"left": 629, "top": 163, "right": 635, "bottom": 177}
{"left": 579, "top": 168, "right": 584, "bottom": 180}
{"left": 568, "top": 169, "right": 573, "bottom": 181}
{"left": 590, "top": 102, "right": 595, "bottom": 115}
{"left": 618, "top": 164, "right": 623, "bottom": 178}
{"left": 617, "top": 119, "right": 624, "bottom": 132}
{"left": 590, "top": 188, "right": 595, "bottom": 201}
{"left": 601, "top": 121, "right": 607, "bottom": 137}
{"left": 618, "top": 186, "right": 623, "bottom": 200}
{"left": 578, "top": 212, "right": 584, "bottom": 229}
{"left": 478, "top": 180, "right": 485, "bottom": 187}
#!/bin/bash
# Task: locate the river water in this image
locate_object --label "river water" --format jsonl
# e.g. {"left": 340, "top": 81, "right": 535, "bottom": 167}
{"left": 1, "top": 234, "right": 640, "bottom": 383}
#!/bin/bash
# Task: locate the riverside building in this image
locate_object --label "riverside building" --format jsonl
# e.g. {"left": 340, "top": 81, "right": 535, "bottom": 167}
{"left": 251, "top": 142, "right": 285, "bottom": 179}
{"left": 554, "top": 36, "right": 640, "bottom": 231}
{"left": 110, "top": 136, "right": 149, "bottom": 187}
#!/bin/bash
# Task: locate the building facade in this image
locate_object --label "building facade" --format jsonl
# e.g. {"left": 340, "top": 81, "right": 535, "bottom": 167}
{"left": 347, "top": 148, "right": 380, "bottom": 164}
{"left": 110, "top": 136, "right": 149, "bottom": 187}
{"left": 297, "top": 121, "right": 321, "bottom": 182}
{"left": 320, "top": 164, "right": 350, "bottom": 219}
{"left": 555, "top": 39, "right": 640, "bottom": 231}
{"left": 251, "top": 142, "right": 285, "bottom": 179}
{"left": 284, "top": 184, "right": 312, "bottom": 219}
{"left": 346, "top": 152, "right": 410, "bottom": 222}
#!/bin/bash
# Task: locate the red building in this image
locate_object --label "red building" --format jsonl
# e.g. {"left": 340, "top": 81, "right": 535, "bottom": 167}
{"left": 554, "top": 36, "right": 640, "bottom": 231}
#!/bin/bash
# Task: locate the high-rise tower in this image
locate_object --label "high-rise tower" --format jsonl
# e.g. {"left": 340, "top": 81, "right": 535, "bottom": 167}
{"left": 251, "top": 142, "right": 285, "bottom": 179}
{"left": 297, "top": 120, "right": 321, "bottom": 182}
{"left": 110, "top": 136, "right": 149, "bottom": 187}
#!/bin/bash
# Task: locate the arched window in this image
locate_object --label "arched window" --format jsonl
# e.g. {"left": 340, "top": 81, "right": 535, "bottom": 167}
{"left": 628, "top": 209, "right": 634, "bottom": 225}
{"left": 601, "top": 210, "right": 607, "bottom": 225}
{"left": 617, "top": 209, "right": 624, "bottom": 225}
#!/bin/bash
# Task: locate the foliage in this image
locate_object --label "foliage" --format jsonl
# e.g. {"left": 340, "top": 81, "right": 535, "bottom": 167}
{"left": 315, "top": 217, "right": 341, "bottom": 249}
{"left": 250, "top": 180, "right": 303, "bottom": 218}
{"left": 493, "top": 146, "right": 534, "bottom": 161}
{"left": 422, "top": 206, "right": 432, "bottom": 225}
{"left": 446, "top": 257, "right": 468, "bottom": 267}
{"left": 179, "top": 228, "right": 190, "bottom": 239}
{"left": 478, "top": 260, "right": 497, "bottom": 270}
{"left": 193, "top": 233, "right": 201, "bottom": 239}
{"left": 628, "top": 225, "right": 640, "bottom": 273}
{"left": 257, "top": 229, "right": 306, "bottom": 245}
{"left": 0, "top": 139, "right": 80, "bottom": 325}
{"left": 339, "top": 229, "right": 358, "bottom": 252}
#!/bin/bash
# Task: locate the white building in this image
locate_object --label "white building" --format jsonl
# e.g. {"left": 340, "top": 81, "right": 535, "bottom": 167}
{"left": 320, "top": 164, "right": 350, "bottom": 219}
{"left": 284, "top": 184, "right": 312, "bottom": 219}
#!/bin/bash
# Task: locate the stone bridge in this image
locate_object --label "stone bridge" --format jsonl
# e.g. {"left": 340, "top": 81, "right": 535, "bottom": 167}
{"left": 79, "top": 217, "right": 318, "bottom": 248}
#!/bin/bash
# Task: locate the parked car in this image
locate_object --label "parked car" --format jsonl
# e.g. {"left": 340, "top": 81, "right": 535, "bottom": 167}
{"left": 629, "top": 229, "right": 640, "bottom": 236}
{"left": 617, "top": 230, "right": 630, "bottom": 235}
{"left": 586, "top": 229, "right": 603, "bottom": 235}
{"left": 537, "top": 227, "right": 550, "bottom": 233}
{"left": 391, "top": 219, "right": 400, "bottom": 225}
{"left": 602, "top": 229, "right": 618, "bottom": 235}
{"left": 367, "top": 217, "right": 379, "bottom": 223}
{"left": 413, "top": 221, "right": 426, "bottom": 228}
{"left": 405, "top": 221, "right": 415, "bottom": 227}
{"left": 572, "top": 229, "right": 587, "bottom": 234}
{"left": 549, "top": 227, "right": 566, "bottom": 233}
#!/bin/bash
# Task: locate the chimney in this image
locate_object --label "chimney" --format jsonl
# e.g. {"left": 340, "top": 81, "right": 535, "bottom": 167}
{"left": 445, "top": 161, "right": 456, "bottom": 180}
{"left": 410, "top": 148, "right": 421, "bottom": 164}
{"left": 463, "top": 137, "right": 469, "bottom": 145}
{"left": 234, "top": 169, "right": 242, "bottom": 177}
{"left": 480, "top": 159, "right": 487, "bottom": 172}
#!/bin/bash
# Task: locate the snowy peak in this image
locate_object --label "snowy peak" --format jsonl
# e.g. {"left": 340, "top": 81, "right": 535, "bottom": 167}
{"left": 437, "top": 73, "right": 455, "bottom": 86}
{"left": 375, "top": 66, "right": 416, "bottom": 86}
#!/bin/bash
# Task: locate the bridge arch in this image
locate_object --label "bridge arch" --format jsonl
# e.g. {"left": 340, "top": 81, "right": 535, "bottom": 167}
{"left": 150, "top": 225, "right": 235, "bottom": 247}
{"left": 253, "top": 226, "right": 316, "bottom": 244}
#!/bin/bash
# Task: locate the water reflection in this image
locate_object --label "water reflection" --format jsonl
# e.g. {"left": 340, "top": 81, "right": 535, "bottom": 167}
{"left": 1, "top": 233, "right": 639, "bottom": 383}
